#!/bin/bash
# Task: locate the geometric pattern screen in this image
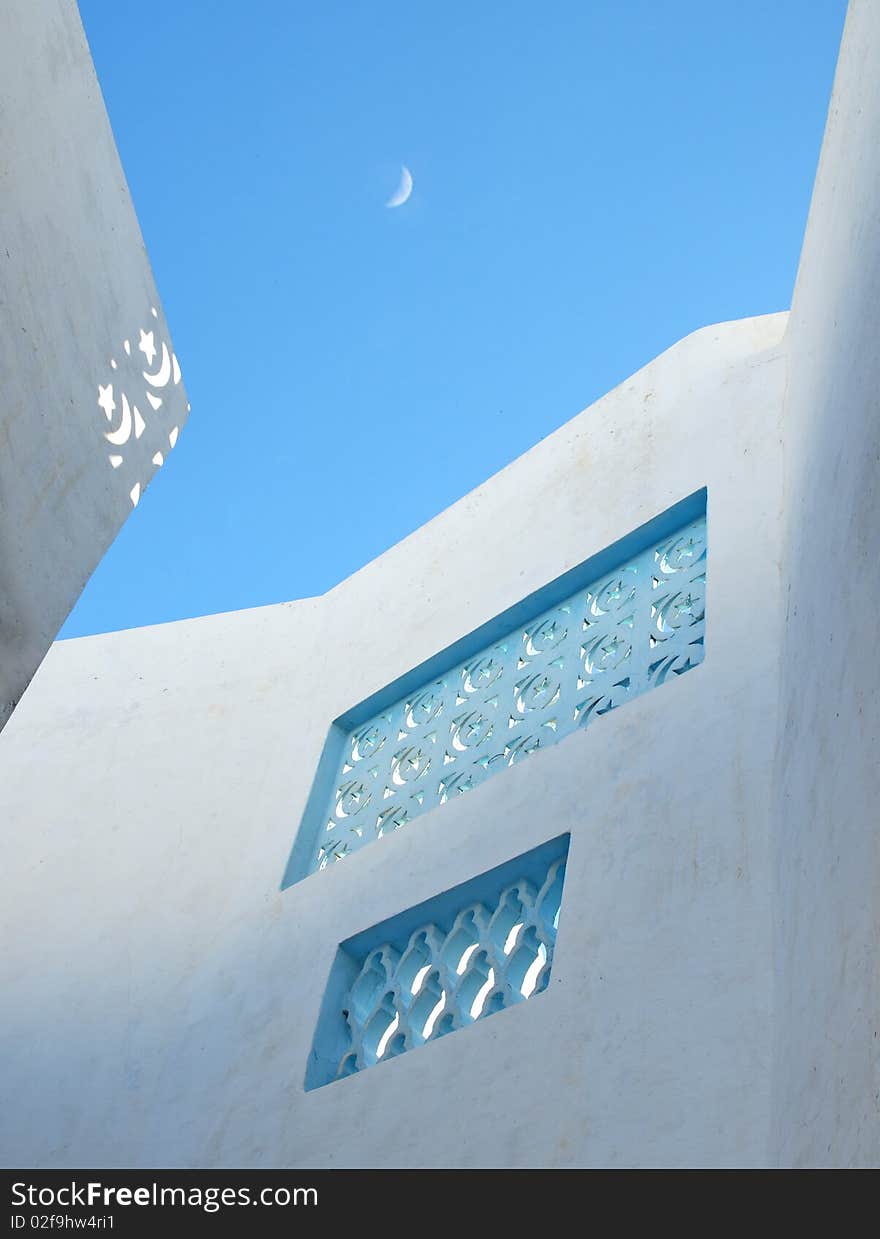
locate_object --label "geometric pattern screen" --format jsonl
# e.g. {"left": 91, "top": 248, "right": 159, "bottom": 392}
{"left": 305, "top": 836, "right": 569, "bottom": 1089}
{"left": 305, "top": 512, "right": 706, "bottom": 876}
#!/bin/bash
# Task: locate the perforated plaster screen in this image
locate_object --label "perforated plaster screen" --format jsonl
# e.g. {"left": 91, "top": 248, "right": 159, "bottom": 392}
{"left": 286, "top": 494, "right": 706, "bottom": 885}
{"left": 305, "top": 835, "right": 569, "bottom": 1090}
{"left": 97, "top": 305, "right": 189, "bottom": 509}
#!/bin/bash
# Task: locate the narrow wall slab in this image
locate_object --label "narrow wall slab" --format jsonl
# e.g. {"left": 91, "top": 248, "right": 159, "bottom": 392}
{"left": 0, "top": 0, "right": 189, "bottom": 732}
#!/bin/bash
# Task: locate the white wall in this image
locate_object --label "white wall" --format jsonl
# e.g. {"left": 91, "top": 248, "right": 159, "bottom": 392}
{"left": 772, "top": 0, "right": 880, "bottom": 1168}
{"left": 0, "top": 0, "right": 189, "bottom": 733}
{"left": 4, "top": 0, "right": 876, "bottom": 1170}
{"left": 0, "top": 313, "right": 788, "bottom": 1167}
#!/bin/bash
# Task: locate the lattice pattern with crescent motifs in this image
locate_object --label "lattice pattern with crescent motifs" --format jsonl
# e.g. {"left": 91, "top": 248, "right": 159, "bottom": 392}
{"left": 333, "top": 855, "right": 566, "bottom": 1082}
{"left": 313, "top": 515, "right": 706, "bottom": 874}
{"left": 96, "top": 305, "right": 189, "bottom": 509}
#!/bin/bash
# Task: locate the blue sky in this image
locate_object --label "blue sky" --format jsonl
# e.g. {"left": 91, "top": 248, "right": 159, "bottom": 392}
{"left": 65, "top": 0, "right": 847, "bottom": 637}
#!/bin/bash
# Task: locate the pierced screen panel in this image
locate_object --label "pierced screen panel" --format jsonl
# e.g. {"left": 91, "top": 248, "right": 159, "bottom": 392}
{"left": 288, "top": 498, "right": 706, "bottom": 884}
{"left": 305, "top": 835, "right": 569, "bottom": 1090}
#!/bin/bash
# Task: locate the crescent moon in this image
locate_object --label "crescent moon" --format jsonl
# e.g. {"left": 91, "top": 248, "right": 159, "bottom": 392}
{"left": 386, "top": 165, "right": 413, "bottom": 208}
{"left": 105, "top": 392, "right": 133, "bottom": 446}
{"left": 143, "top": 342, "right": 172, "bottom": 388}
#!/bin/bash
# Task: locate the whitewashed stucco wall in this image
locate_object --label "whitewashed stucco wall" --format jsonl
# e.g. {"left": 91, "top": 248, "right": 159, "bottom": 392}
{"left": 772, "top": 0, "right": 880, "bottom": 1169}
{"left": 0, "top": 0, "right": 189, "bottom": 733}
{"left": 0, "top": 313, "right": 788, "bottom": 1167}
{"left": 4, "top": 0, "right": 877, "bottom": 1171}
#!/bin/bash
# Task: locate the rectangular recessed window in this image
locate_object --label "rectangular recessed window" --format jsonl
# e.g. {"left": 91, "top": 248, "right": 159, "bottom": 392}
{"left": 304, "top": 834, "right": 570, "bottom": 1091}
{"left": 284, "top": 490, "right": 706, "bottom": 887}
